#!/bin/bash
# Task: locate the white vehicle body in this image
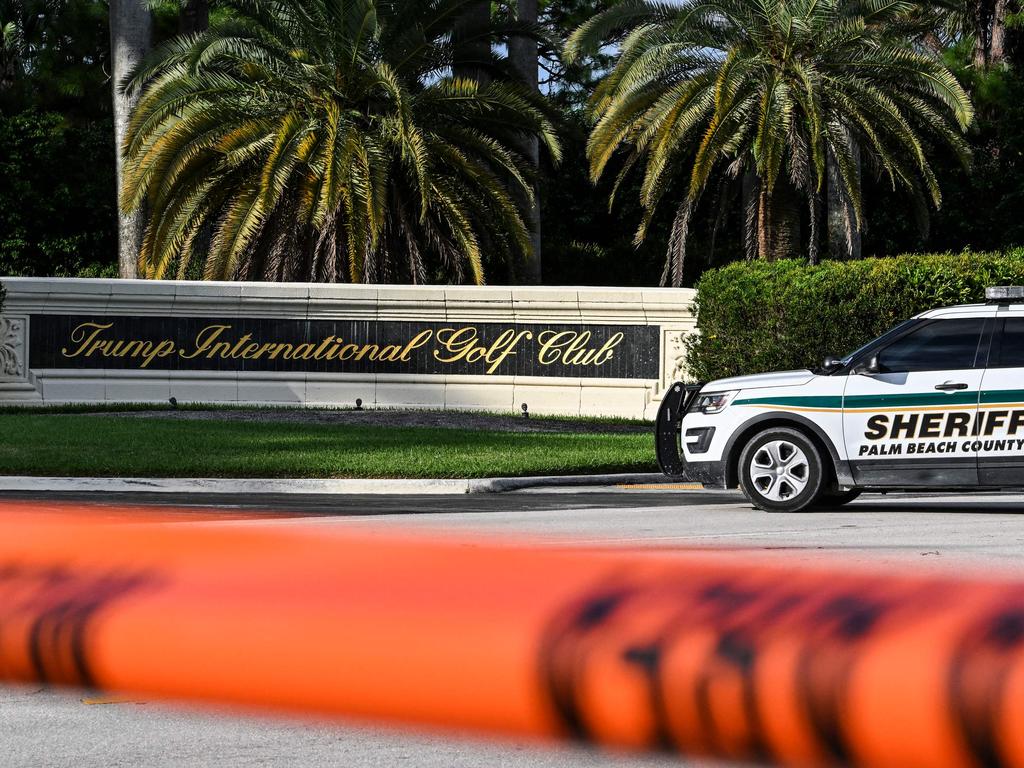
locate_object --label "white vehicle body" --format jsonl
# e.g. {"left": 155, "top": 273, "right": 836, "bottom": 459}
{"left": 657, "top": 293, "right": 1024, "bottom": 511}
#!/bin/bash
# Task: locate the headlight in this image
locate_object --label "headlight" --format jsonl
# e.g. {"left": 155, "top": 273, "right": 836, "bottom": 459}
{"left": 692, "top": 390, "right": 738, "bottom": 414}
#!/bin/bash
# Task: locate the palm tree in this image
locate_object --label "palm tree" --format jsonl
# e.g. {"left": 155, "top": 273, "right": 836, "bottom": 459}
{"left": 509, "top": 0, "right": 543, "bottom": 283}
{"left": 111, "top": 0, "right": 152, "bottom": 279}
{"left": 566, "top": 0, "right": 974, "bottom": 285}
{"left": 122, "top": 0, "right": 560, "bottom": 283}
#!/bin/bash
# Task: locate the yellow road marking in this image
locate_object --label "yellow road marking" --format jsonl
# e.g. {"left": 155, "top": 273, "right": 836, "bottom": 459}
{"left": 81, "top": 696, "right": 143, "bottom": 705}
{"left": 617, "top": 483, "right": 705, "bottom": 490}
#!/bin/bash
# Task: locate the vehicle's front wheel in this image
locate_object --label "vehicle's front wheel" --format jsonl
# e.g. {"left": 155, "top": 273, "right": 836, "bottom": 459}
{"left": 738, "top": 428, "right": 826, "bottom": 513}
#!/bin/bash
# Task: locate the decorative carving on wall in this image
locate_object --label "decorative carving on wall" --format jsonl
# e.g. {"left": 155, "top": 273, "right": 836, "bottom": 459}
{"left": 650, "top": 327, "right": 690, "bottom": 401}
{"left": 669, "top": 330, "right": 689, "bottom": 382}
{"left": 0, "top": 316, "right": 26, "bottom": 380}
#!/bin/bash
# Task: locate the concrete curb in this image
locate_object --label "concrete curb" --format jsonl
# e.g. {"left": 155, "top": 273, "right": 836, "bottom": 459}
{"left": 0, "top": 473, "right": 668, "bottom": 496}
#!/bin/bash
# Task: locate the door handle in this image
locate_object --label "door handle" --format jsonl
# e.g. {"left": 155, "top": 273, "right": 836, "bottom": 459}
{"left": 935, "top": 382, "right": 969, "bottom": 391}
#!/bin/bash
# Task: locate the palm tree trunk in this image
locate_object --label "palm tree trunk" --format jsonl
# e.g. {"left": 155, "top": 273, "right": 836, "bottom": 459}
{"left": 110, "top": 0, "right": 152, "bottom": 279}
{"left": 179, "top": 0, "right": 209, "bottom": 34}
{"left": 973, "top": 0, "right": 996, "bottom": 69}
{"left": 453, "top": 1, "right": 491, "bottom": 85}
{"left": 757, "top": 183, "right": 771, "bottom": 261}
{"left": 827, "top": 145, "right": 862, "bottom": 260}
{"left": 509, "top": 0, "right": 541, "bottom": 284}
{"left": 768, "top": 176, "right": 801, "bottom": 260}
{"left": 742, "top": 171, "right": 758, "bottom": 260}
{"left": 991, "top": 0, "right": 1008, "bottom": 65}
{"left": 755, "top": 178, "right": 802, "bottom": 261}
{"left": 808, "top": 188, "right": 821, "bottom": 265}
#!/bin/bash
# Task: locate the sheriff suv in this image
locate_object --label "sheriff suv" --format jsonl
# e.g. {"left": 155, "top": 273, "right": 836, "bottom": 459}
{"left": 656, "top": 287, "right": 1024, "bottom": 512}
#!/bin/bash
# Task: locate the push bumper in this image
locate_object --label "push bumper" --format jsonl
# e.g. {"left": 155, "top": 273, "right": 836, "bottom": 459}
{"left": 677, "top": 460, "right": 728, "bottom": 489}
{"left": 654, "top": 382, "right": 728, "bottom": 488}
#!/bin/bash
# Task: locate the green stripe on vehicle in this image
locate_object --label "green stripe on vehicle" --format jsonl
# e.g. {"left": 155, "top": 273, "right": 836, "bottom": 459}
{"left": 734, "top": 389, "right": 1024, "bottom": 411}
{"left": 733, "top": 395, "right": 844, "bottom": 409}
{"left": 981, "top": 389, "right": 1024, "bottom": 405}
{"left": 844, "top": 391, "right": 980, "bottom": 409}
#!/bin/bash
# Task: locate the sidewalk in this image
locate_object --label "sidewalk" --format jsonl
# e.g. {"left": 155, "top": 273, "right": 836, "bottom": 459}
{"left": 0, "top": 473, "right": 682, "bottom": 495}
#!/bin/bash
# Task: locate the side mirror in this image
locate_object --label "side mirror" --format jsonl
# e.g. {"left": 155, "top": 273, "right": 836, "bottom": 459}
{"left": 822, "top": 356, "right": 844, "bottom": 373}
{"left": 853, "top": 354, "right": 882, "bottom": 375}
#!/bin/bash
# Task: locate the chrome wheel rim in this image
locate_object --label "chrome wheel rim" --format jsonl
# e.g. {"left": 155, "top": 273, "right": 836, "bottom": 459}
{"left": 749, "top": 440, "right": 810, "bottom": 502}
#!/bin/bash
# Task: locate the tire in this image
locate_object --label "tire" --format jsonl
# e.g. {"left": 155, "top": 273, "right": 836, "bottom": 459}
{"left": 816, "top": 489, "right": 863, "bottom": 508}
{"left": 738, "top": 427, "right": 827, "bottom": 513}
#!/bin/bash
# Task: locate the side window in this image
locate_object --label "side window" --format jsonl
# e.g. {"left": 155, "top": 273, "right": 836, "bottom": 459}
{"left": 876, "top": 318, "right": 986, "bottom": 373}
{"left": 995, "top": 318, "right": 1024, "bottom": 367}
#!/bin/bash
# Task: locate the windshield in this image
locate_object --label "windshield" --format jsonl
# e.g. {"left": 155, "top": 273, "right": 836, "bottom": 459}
{"left": 839, "top": 319, "right": 918, "bottom": 365}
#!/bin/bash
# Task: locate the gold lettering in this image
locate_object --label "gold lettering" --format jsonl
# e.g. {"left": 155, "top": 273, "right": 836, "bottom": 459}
{"left": 116, "top": 340, "right": 150, "bottom": 358}
{"left": 240, "top": 343, "right": 262, "bottom": 360}
{"left": 537, "top": 330, "right": 575, "bottom": 365}
{"left": 287, "top": 343, "right": 316, "bottom": 360}
{"left": 141, "top": 340, "right": 175, "bottom": 369}
{"left": 106, "top": 340, "right": 128, "bottom": 357}
{"left": 179, "top": 325, "right": 232, "bottom": 360}
{"left": 433, "top": 327, "right": 480, "bottom": 364}
{"left": 592, "top": 332, "right": 623, "bottom": 365}
{"left": 227, "top": 334, "right": 254, "bottom": 359}
{"left": 354, "top": 344, "right": 379, "bottom": 361}
{"left": 312, "top": 336, "right": 337, "bottom": 359}
{"left": 207, "top": 341, "right": 233, "bottom": 358}
{"left": 324, "top": 339, "right": 345, "bottom": 360}
{"left": 536, "top": 330, "right": 621, "bottom": 368}
{"left": 563, "top": 332, "right": 597, "bottom": 365}
{"left": 483, "top": 329, "right": 532, "bottom": 374}
{"left": 267, "top": 343, "right": 294, "bottom": 360}
{"left": 399, "top": 330, "right": 433, "bottom": 361}
{"left": 434, "top": 327, "right": 537, "bottom": 373}
{"left": 375, "top": 344, "right": 402, "bottom": 362}
{"left": 59, "top": 322, "right": 626, "bottom": 373}
{"left": 62, "top": 322, "right": 114, "bottom": 358}
{"left": 62, "top": 322, "right": 176, "bottom": 368}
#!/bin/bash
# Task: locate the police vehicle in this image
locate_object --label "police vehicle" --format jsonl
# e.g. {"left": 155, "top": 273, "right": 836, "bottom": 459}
{"left": 656, "top": 286, "right": 1024, "bottom": 512}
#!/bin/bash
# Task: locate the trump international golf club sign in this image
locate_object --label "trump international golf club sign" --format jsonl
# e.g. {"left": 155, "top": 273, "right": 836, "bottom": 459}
{"left": 0, "top": 279, "right": 696, "bottom": 418}
{"left": 35, "top": 317, "right": 656, "bottom": 378}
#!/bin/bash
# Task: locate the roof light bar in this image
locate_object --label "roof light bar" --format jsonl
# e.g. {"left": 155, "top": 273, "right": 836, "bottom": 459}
{"left": 986, "top": 286, "right": 1024, "bottom": 303}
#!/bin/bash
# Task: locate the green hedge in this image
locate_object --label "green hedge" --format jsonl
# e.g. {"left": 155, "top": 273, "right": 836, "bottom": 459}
{"left": 685, "top": 250, "right": 1024, "bottom": 382}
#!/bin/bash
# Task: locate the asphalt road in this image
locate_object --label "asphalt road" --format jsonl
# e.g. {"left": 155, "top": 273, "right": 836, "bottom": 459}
{"left": 6, "top": 486, "right": 1024, "bottom": 768}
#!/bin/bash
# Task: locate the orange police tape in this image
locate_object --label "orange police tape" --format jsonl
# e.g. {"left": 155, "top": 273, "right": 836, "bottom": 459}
{"left": 1, "top": 500, "right": 1023, "bottom": 768}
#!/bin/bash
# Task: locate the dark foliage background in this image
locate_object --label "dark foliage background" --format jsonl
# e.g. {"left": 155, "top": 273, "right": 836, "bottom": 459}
{"left": 1, "top": 0, "right": 1024, "bottom": 283}
{"left": 0, "top": 110, "right": 118, "bottom": 277}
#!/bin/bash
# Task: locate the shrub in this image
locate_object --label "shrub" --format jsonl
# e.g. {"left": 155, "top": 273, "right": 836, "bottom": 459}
{"left": 685, "top": 250, "right": 1024, "bottom": 382}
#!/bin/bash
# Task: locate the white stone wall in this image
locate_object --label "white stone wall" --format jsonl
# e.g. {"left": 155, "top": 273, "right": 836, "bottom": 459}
{"left": 0, "top": 278, "right": 696, "bottom": 419}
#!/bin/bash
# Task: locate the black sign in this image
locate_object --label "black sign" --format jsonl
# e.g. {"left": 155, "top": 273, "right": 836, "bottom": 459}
{"left": 29, "top": 315, "right": 661, "bottom": 379}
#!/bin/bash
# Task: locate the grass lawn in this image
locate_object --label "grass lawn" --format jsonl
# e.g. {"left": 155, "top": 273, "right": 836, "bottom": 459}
{"left": 0, "top": 413, "right": 656, "bottom": 478}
